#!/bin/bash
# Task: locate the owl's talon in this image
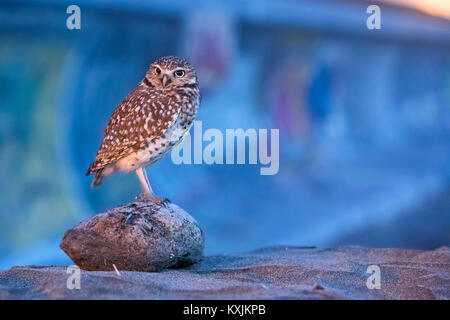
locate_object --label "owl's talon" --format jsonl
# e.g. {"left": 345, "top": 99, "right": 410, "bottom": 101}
{"left": 161, "top": 198, "right": 171, "bottom": 207}
{"left": 137, "top": 193, "right": 170, "bottom": 207}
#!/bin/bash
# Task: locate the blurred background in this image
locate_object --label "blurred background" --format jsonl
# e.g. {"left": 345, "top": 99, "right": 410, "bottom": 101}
{"left": 1, "top": 0, "right": 450, "bottom": 269}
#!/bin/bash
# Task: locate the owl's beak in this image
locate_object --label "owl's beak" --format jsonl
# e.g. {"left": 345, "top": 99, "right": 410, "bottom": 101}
{"left": 161, "top": 74, "right": 171, "bottom": 87}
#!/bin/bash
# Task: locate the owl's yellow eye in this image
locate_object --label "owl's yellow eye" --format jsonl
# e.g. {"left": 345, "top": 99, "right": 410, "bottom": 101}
{"left": 154, "top": 67, "right": 161, "bottom": 75}
{"left": 174, "top": 70, "right": 185, "bottom": 78}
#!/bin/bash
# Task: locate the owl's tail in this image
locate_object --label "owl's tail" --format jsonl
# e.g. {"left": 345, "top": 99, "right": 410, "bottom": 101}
{"left": 91, "top": 169, "right": 105, "bottom": 188}
{"left": 86, "top": 160, "right": 105, "bottom": 188}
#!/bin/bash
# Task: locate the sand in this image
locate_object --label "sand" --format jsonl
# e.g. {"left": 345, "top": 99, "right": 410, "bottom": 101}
{"left": 0, "top": 245, "right": 449, "bottom": 299}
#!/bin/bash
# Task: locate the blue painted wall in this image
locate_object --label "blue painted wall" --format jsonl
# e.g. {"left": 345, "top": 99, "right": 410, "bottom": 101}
{"left": 0, "top": 0, "right": 449, "bottom": 268}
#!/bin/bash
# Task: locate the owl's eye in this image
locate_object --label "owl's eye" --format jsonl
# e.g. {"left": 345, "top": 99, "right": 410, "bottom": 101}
{"left": 154, "top": 67, "right": 161, "bottom": 75}
{"left": 174, "top": 70, "right": 185, "bottom": 78}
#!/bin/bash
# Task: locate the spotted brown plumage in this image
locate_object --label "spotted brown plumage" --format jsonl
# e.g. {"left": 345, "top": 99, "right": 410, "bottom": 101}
{"left": 86, "top": 56, "right": 201, "bottom": 205}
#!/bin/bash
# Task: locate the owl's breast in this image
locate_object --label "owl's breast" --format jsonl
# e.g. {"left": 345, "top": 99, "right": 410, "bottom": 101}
{"left": 114, "top": 87, "right": 200, "bottom": 172}
{"left": 115, "top": 136, "right": 173, "bottom": 172}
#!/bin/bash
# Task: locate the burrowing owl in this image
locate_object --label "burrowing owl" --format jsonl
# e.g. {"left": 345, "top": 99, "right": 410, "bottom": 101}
{"left": 86, "top": 56, "right": 201, "bottom": 205}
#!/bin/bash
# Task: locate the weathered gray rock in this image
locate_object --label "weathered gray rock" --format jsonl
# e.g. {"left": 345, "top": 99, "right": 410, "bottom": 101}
{"left": 59, "top": 196, "right": 204, "bottom": 272}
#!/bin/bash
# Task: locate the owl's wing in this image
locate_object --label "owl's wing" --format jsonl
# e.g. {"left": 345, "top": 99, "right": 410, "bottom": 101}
{"left": 86, "top": 85, "right": 181, "bottom": 175}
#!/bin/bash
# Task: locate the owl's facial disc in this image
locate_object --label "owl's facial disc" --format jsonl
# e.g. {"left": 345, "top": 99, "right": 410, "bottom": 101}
{"left": 146, "top": 56, "right": 197, "bottom": 88}
{"left": 151, "top": 67, "right": 194, "bottom": 88}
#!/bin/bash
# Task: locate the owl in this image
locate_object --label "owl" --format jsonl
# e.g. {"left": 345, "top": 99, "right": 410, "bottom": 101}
{"left": 86, "top": 56, "right": 201, "bottom": 205}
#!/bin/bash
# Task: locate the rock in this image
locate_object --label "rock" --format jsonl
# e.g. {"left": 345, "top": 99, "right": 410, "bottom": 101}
{"left": 59, "top": 197, "right": 204, "bottom": 272}
{"left": 1, "top": 246, "right": 449, "bottom": 299}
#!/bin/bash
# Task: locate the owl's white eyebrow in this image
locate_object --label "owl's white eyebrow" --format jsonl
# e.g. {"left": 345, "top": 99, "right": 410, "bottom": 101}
{"left": 152, "top": 66, "right": 184, "bottom": 73}
{"left": 169, "top": 68, "right": 185, "bottom": 72}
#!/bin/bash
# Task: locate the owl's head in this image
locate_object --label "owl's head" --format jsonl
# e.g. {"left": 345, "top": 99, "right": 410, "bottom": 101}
{"left": 145, "top": 56, "right": 197, "bottom": 89}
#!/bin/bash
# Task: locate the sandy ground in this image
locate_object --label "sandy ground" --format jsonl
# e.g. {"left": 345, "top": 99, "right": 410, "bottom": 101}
{"left": 0, "top": 245, "right": 449, "bottom": 300}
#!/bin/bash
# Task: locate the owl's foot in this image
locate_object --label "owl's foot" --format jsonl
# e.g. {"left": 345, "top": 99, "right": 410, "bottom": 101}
{"left": 137, "top": 193, "right": 171, "bottom": 207}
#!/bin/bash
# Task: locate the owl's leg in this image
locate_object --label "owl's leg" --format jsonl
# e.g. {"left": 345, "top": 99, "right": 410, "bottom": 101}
{"left": 135, "top": 167, "right": 170, "bottom": 206}
{"left": 136, "top": 167, "right": 151, "bottom": 194}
